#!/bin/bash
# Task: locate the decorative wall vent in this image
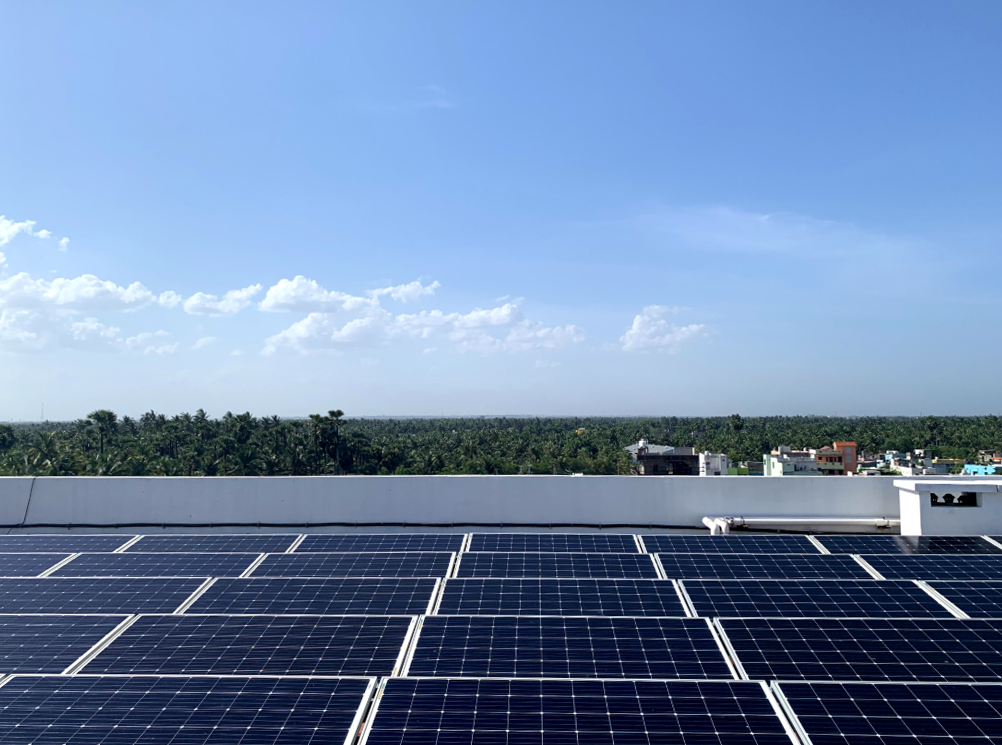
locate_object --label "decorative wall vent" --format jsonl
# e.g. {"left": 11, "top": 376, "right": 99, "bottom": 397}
{"left": 930, "top": 491, "right": 979, "bottom": 507}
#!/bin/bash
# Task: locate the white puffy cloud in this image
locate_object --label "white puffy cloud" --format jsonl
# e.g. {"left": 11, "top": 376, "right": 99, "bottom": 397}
{"left": 370, "top": 280, "right": 441, "bottom": 303}
{"left": 144, "top": 343, "right": 177, "bottom": 355}
{"left": 183, "top": 284, "right": 262, "bottom": 316}
{"left": 58, "top": 237, "right": 69, "bottom": 252}
{"left": 620, "top": 306, "right": 706, "bottom": 352}
{"left": 0, "top": 309, "right": 47, "bottom": 351}
{"left": 0, "top": 273, "right": 157, "bottom": 312}
{"left": 259, "top": 276, "right": 375, "bottom": 313}
{"left": 0, "top": 215, "right": 53, "bottom": 246}
{"left": 0, "top": 252, "right": 6, "bottom": 275}
{"left": 158, "top": 290, "right": 183, "bottom": 308}
{"left": 192, "top": 336, "right": 217, "bottom": 350}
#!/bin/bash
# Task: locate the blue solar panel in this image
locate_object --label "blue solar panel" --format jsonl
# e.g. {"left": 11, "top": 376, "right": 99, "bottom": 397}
{"left": 681, "top": 579, "right": 957, "bottom": 617}
{"left": 643, "top": 535, "right": 821, "bottom": 554}
{"left": 0, "top": 675, "right": 372, "bottom": 745}
{"left": 298, "top": 534, "right": 465, "bottom": 552}
{"left": 252, "top": 552, "right": 454, "bottom": 578}
{"left": 657, "top": 553, "right": 872, "bottom": 580}
{"left": 0, "top": 553, "right": 72, "bottom": 577}
{"left": 861, "top": 554, "right": 1002, "bottom": 581}
{"left": 83, "top": 614, "right": 415, "bottom": 676}
{"left": 52, "top": 552, "right": 262, "bottom": 577}
{"left": 0, "top": 535, "right": 134, "bottom": 552}
{"left": 0, "top": 615, "right": 127, "bottom": 673}
{"left": 363, "top": 678, "right": 795, "bottom": 745}
{"left": 0, "top": 577, "right": 206, "bottom": 613}
{"left": 437, "top": 578, "right": 687, "bottom": 616}
{"left": 189, "top": 577, "right": 439, "bottom": 615}
{"left": 778, "top": 681, "right": 1002, "bottom": 745}
{"left": 469, "top": 533, "right": 639, "bottom": 553}
{"left": 928, "top": 581, "right": 1002, "bottom": 618}
{"left": 456, "top": 552, "right": 659, "bottom": 578}
{"left": 720, "top": 618, "right": 1002, "bottom": 682}
{"left": 408, "top": 616, "right": 734, "bottom": 678}
{"left": 818, "top": 535, "right": 1002, "bottom": 554}
{"left": 128, "top": 534, "right": 300, "bottom": 553}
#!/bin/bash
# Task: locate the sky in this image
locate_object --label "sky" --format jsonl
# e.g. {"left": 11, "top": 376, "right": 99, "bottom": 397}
{"left": 2, "top": 1, "right": 1001, "bottom": 420}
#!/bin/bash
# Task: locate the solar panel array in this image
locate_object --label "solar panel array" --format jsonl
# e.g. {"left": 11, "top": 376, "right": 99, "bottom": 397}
{"left": 2, "top": 529, "right": 1001, "bottom": 745}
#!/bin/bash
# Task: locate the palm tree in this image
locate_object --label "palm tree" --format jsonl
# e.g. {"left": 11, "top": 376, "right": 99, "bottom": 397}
{"left": 87, "top": 410, "right": 118, "bottom": 456}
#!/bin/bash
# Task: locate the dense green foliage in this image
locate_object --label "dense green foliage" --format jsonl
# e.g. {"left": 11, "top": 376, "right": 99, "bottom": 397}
{"left": 1, "top": 411, "right": 1000, "bottom": 476}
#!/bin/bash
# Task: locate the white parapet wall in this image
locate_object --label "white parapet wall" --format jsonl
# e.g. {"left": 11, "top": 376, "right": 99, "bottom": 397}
{"left": 0, "top": 475, "right": 901, "bottom": 532}
{"left": 896, "top": 479, "right": 1002, "bottom": 535}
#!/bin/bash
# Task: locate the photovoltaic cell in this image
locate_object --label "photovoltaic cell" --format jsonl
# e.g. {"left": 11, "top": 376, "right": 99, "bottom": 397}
{"left": 408, "top": 616, "right": 733, "bottom": 679}
{"left": 657, "top": 553, "right": 872, "bottom": 580}
{"left": 456, "top": 552, "right": 658, "bottom": 579}
{"left": 0, "top": 615, "right": 127, "bottom": 673}
{"left": 0, "top": 535, "right": 133, "bottom": 553}
{"left": 52, "top": 552, "right": 262, "bottom": 577}
{"left": 861, "top": 554, "right": 1002, "bottom": 581}
{"left": 778, "top": 681, "right": 1002, "bottom": 745}
{"left": 720, "top": 618, "right": 1002, "bottom": 682}
{"left": 0, "top": 675, "right": 372, "bottom": 745}
{"left": 252, "top": 552, "right": 454, "bottom": 578}
{"left": 437, "top": 578, "right": 687, "bottom": 616}
{"left": 681, "top": 580, "right": 956, "bottom": 618}
{"left": 928, "top": 581, "right": 1002, "bottom": 618}
{"left": 468, "top": 533, "right": 639, "bottom": 553}
{"left": 84, "top": 614, "right": 415, "bottom": 676}
{"left": 0, "top": 552, "right": 72, "bottom": 577}
{"left": 297, "top": 534, "right": 466, "bottom": 553}
{"left": 363, "top": 678, "right": 795, "bottom": 745}
{"left": 0, "top": 577, "right": 206, "bottom": 613}
{"left": 643, "top": 535, "right": 821, "bottom": 554}
{"left": 817, "top": 535, "right": 1002, "bottom": 555}
{"left": 127, "top": 534, "right": 299, "bottom": 553}
{"left": 189, "top": 577, "right": 439, "bottom": 615}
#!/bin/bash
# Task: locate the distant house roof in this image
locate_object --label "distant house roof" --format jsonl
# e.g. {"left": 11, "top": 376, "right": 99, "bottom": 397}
{"left": 625, "top": 442, "right": 680, "bottom": 456}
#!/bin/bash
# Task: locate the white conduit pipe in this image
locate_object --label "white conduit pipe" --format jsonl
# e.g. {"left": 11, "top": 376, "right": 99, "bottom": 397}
{"left": 702, "top": 516, "right": 900, "bottom": 535}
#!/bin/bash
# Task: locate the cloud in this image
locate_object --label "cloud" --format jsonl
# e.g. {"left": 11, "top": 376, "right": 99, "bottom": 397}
{"left": 230, "top": 349, "right": 244, "bottom": 357}
{"left": 259, "top": 276, "right": 376, "bottom": 313}
{"left": 535, "top": 359, "right": 561, "bottom": 369}
{"left": 58, "top": 237, "right": 69, "bottom": 252}
{"left": 0, "top": 216, "right": 53, "bottom": 246}
{"left": 0, "top": 309, "right": 46, "bottom": 351}
{"left": 370, "top": 280, "right": 440, "bottom": 303}
{"left": 144, "top": 342, "right": 177, "bottom": 355}
{"left": 192, "top": 336, "right": 217, "bottom": 350}
{"left": 422, "top": 347, "right": 437, "bottom": 355}
{"left": 158, "top": 290, "right": 183, "bottom": 308}
{"left": 183, "top": 284, "right": 262, "bottom": 316}
{"left": 620, "top": 306, "right": 707, "bottom": 352}
{"left": 0, "top": 273, "right": 157, "bottom": 312}
{"left": 0, "top": 252, "right": 6, "bottom": 274}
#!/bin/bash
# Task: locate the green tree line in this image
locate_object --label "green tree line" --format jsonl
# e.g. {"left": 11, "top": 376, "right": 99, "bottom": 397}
{"left": 1, "top": 411, "right": 1000, "bottom": 476}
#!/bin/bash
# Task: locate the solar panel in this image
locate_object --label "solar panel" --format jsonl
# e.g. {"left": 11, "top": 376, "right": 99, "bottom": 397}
{"left": 297, "top": 534, "right": 466, "bottom": 552}
{"left": 861, "top": 554, "right": 1002, "bottom": 581}
{"left": 681, "top": 579, "right": 957, "bottom": 618}
{"left": 0, "top": 535, "right": 134, "bottom": 552}
{"left": 127, "top": 534, "right": 300, "bottom": 553}
{"left": 927, "top": 581, "right": 1002, "bottom": 618}
{"left": 777, "top": 681, "right": 1002, "bottom": 745}
{"left": 0, "top": 615, "right": 127, "bottom": 673}
{"left": 252, "top": 552, "right": 454, "bottom": 578}
{"left": 719, "top": 618, "right": 1002, "bottom": 682}
{"left": 643, "top": 534, "right": 821, "bottom": 554}
{"left": 456, "top": 552, "right": 659, "bottom": 578}
{"left": 0, "top": 552, "right": 72, "bottom": 577}
{"left": 189, "top": 577, "right": 439, "bottom": 615}
{"left": 657, "top": 553, "right": 872, "bottom": 580}
{"left": 407, "top": 616, "right": 734, "bottom": 679}
{"left": 0, "top": 577, "right": 206, "bottom": 613}
{"left": 51, "top": 552, "right": 262, "bottom": 577}
{"left": 362, "top": 678, "right": 795, "bottom": 745}
{"left": 82, "top": 614, "right": 415, "bottom": 676}
{"left": 437, "top": 578, "right": 688, "bottom": 616}
{"left": 817, "top": 535, "right": 1002, "bottom": 554}
{"left": 0, "top": 675, "right": 373, "bottom": 745}
{"left": 468, "top": 533, "right": 639, "bottom": 553}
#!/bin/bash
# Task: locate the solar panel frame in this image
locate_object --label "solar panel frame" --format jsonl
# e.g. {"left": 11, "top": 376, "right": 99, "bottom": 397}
{"left": 50, "top": 552, "right": 264, "bottom": 578}
{"left": 80, "top": 614, "right": 419, "bottom": 676}
{"left": 434, "top": 578, "right": 691, "bottom": 616}
{"left": 678, "top": 579, "right": 960, "bottom": 618}
{"left": 642, "top": 534, "right": 823, "bottom": 554}
{"left": 860, "top": 554, "right": 1002, "bottom": 581}
{"left": 655, "top": 552, "right": 874, "bottom": 580}
{"left": 297, "top": 534, "right": 466, "bottom": 553}
{"left": 927, "top": 580, "right": 1002, "bottom": 618}
{"left": 251, "top": 551, "right": 457, "bottom": 578}
{"left": 455, "top": 552, "right": 660, "bottom": 579}
{"left": 187, "top": 576, "right": 442, "bottom": 616}
{"left": 468, "top": 533, "right": 641, "bottom": 553}
{"left": 358, "top": 677, "right": 800, "bottom": 745}
{"left": 0, "top": 674, "right": 377, "bottom": 745}
{"left": 0, "top": 535, "right": 136, "bottom": 553}
{"left": 0, "top": 615, "right": 129, "bottom": 673}
{"left": 0, "top": 577, "right": 208, "bottom": 614}
{"left": 817, "top": 535, "right": 1002, "bottom": 555}
{"left": 126, "top": 534, "right": 301, "bottom": 553}
{"left": 404, "top": 616, "right": 738, "bottom": 679}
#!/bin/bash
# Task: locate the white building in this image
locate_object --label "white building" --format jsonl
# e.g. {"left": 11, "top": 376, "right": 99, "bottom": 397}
{"left": 698, "top": 451, "right": 732, "bottom": 476}
{"left": 763, "top": 446, "right": 820, "bottom": 476}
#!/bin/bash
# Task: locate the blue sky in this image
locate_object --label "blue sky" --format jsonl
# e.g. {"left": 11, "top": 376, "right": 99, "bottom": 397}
{"left": 2, "top": 1, "right": 1001, "bottom": 419}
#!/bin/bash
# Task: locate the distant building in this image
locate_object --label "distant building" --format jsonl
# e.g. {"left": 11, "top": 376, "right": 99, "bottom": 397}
{"left": 699, "top": 451, "right": 732, "bottom": 476}
{"left": 764, "top": 442, "right": 857, "bottom": 476}
{"left": 965, "top": 464, "right": 1002, "bottom": 476}
{"left": 625, "top": 440, "right": 698, "bottom": 475}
